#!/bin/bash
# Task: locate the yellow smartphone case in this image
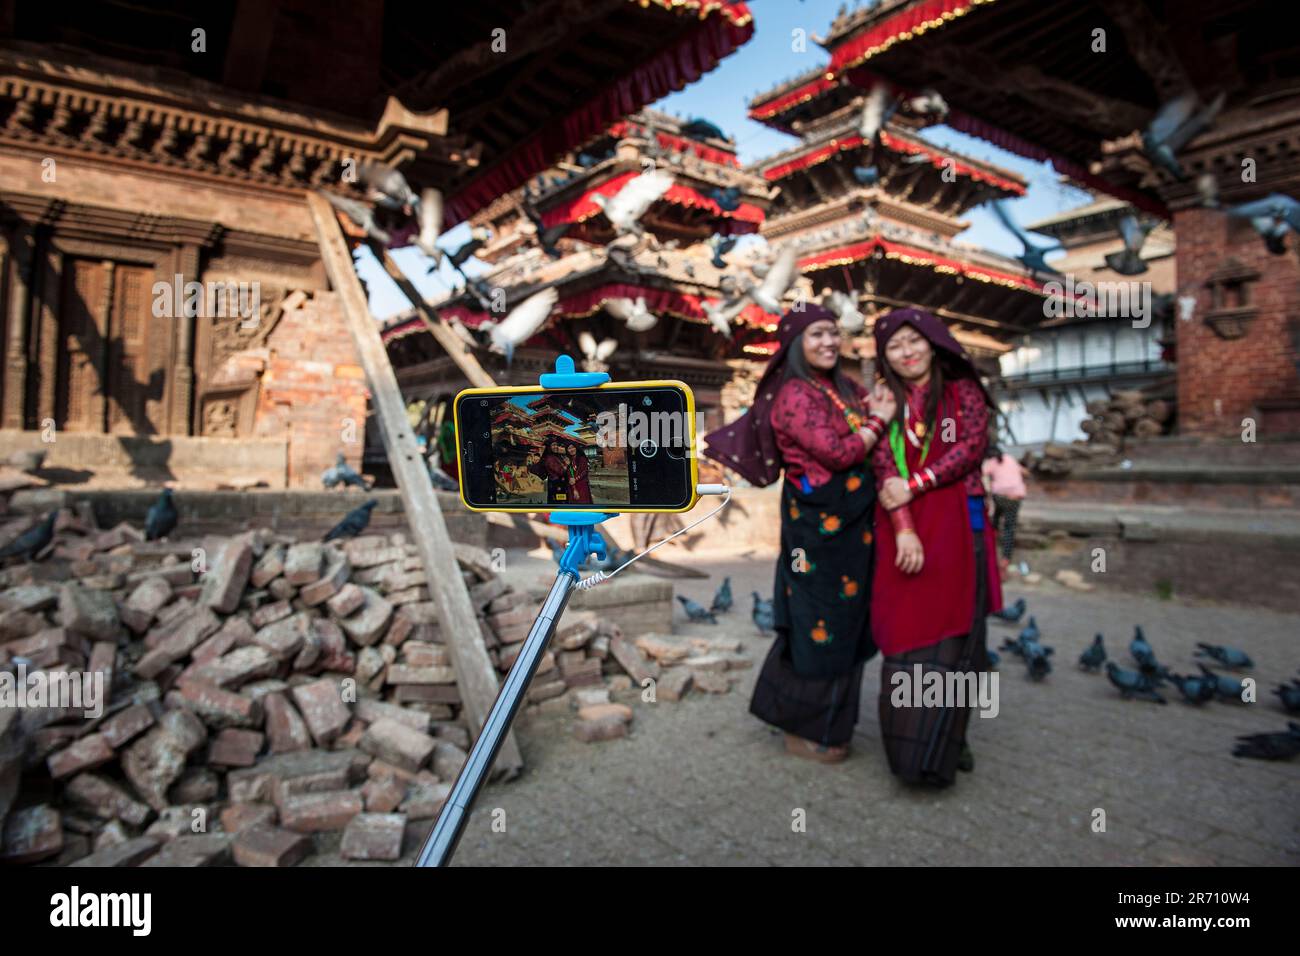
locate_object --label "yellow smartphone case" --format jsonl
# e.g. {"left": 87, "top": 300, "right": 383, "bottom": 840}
{"left": 452, "top": 380, "right": 700, "bottom": 514}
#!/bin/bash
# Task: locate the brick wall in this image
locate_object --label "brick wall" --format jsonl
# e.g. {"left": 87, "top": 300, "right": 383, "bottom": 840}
{"left": 1175, "top": 206, "right": 1300, "bottom": 436}
{"left": 254, "top": 292, "right": 370, "bottom": 487}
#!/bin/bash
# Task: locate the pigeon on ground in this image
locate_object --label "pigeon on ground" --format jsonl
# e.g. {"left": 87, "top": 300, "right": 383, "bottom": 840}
{"left": 1195, "top": 643, "right": 1254, "bottom": 669}
{"left": 1103, "top": 215, "right": 1156, "bottom": 276}
{"left": 710, "top": 577, "right": 733, "bottom": 615}
{"left": 144, "top": 489, "right": 178, "bottom": 541}
{"left": 323, "top": 500, "right": 377, "bottom": 542}
{"left": 1141, "top": 91, "right": 1225, "bottom": 180}
{"left": 1129, "top": 626, "right": 1166, "bottom": 683}
{"left": 986, "top": 648, "right": 1000, "bottom": 670}
{"left": 677, "top": 595, "right": 717, "bottom": 625}
{"left": 0, "top": 511, "right": 57, "bottom": 562}
{"left": 1000, "top": 631, "right": 1053, "bottom": 680}
{"left": 1273, "top": 679, "right": 1300, "bottom": 714}
{"left": 752, "top": 592, "right": 775, "bottom": 634}
{"left": 1197, "top": 663, "right": 1249, "bottom": 702}
{"left": 1232, "top": 722, "right": 1300, "bottom": 761}
{"left": 1019, "top": 616, "right": 1041, "bottom": 643}
{"left": 989, "top": 201, "right": 1063, "bottom": 275}
{"left": 322, "top": 453, "right": 369, "bottom": 491}
{"left": 1167, "top": 671, "right": 1217, "bottom": 705}
{"left": 1105, "top": 662, "right": 1166, "bottom": 704}
{"left": 1078, "top": 634, "right": 1106, "bottom": 671}
{"left": 989, "top": 597, "right": 1025, "bottom": 623}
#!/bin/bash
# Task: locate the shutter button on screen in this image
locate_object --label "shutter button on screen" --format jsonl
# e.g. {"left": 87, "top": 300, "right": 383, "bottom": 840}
{"left": 639, "top": 439, "right": 658, "bottom": 458}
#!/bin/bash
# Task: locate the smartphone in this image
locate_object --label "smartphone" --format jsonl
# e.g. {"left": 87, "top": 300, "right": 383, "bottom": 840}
{"left": 454, "top": 381, "right": 699, "bottom": 513}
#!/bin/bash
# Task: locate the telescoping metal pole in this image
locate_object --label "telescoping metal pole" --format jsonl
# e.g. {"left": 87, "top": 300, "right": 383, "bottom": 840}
{"left": 415, "top": 566, "right": 578, "bottom": 867}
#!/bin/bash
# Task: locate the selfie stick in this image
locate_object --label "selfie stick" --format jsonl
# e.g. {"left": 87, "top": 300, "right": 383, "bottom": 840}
{"left": 416, "top": 355, "right": 617, "bottom": 867}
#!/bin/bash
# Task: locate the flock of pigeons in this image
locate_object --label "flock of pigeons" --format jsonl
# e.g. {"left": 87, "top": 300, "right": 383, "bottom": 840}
{"left": 990, "top": 599, "right": 1300, "bottom": 761}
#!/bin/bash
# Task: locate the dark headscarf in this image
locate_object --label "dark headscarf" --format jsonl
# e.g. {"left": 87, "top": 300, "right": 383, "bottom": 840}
{"left": 703, "top": 304, "right": 839, "bottom": 487}
{"left": 873, "top": 307, "right": 993, "bottom": 409}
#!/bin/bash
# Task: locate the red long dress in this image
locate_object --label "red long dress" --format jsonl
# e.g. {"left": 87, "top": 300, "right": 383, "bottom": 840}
{"left": 870, "top": 378, "right": 1003, "bottom": 656}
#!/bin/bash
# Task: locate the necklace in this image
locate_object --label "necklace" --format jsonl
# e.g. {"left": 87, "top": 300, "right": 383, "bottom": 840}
{"left": 811, "top": 380, "right": 863, "bottom": 432}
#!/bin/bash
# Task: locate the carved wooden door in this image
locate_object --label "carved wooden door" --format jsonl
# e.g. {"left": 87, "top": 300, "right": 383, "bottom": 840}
{"left": 57, "top": 258, "right": 170, "bottom": 434}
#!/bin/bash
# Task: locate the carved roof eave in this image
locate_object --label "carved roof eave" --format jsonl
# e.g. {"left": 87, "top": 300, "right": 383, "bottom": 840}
{"left": 748, "top": 62, "right": 832, "bottom": 111}
{"left": 749, "top": 113, "right": 1024, "bottom": 189}
{"left": 0, "top": 49, "right": 461, "bottom": 195}
{"left": 527, "top": 155, "right": 774, "bottom": 215}
{"left": 762, "top": 189, "right": 963, "bottom": 240}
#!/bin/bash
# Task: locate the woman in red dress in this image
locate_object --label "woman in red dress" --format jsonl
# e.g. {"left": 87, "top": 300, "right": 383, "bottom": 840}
{"left": 564, "top": 441, "right": 593, "bottom": 505}
{"left": 869, "top": 308, "right": 1003, "bottom": 787}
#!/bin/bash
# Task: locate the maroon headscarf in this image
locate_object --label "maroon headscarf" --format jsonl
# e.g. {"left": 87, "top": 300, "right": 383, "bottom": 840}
{"left": 703, "top": 304, "right": 840, "bottom": 487}
{"left": 872, "top": 307, "right": 993, "bottom": 405}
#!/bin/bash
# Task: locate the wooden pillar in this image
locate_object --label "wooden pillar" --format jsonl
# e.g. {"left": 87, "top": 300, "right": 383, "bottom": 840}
{"left": 3, "top": 225, "right": 32, "bottom": 429}
{"left": 307, "top": 192, "right": 523, "bottom": 776}
{"left": 171, "top": 244, "right": 199, "bottom": 435}
{"left": 35, "top": 244, "right": 60, "bottom": 428}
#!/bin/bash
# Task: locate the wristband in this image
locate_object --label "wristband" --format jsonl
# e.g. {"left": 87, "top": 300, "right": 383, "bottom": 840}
{"left": 863, "top": 415, "right": 886, "bottom": 438}
{"left": 906, "top": 467, "right": 937, "bottom": 494}
{"left": 888, "top": 506, "right": 915, "bottom": 535}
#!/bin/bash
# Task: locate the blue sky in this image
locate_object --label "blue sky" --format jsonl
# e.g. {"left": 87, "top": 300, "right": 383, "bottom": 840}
{"left": 358, "top": 0, "right": 1089, "bottom": 319}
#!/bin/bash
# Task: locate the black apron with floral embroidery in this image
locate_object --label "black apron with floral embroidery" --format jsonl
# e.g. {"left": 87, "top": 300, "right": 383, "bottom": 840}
{"left": 749, "top": 468, "right": 877, "bottom": 745}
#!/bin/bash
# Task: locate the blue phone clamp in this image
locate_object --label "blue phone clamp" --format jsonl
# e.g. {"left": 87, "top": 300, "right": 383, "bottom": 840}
{"left": 417, "top": 354, "right": 620, "bottom": 868}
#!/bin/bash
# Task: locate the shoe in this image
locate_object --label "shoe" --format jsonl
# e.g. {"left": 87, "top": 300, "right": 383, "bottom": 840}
{"left": 784, "top": 733, "right": 849, "bottom": 763}
{"left": 957, "top": 742, "right": 974, "bottom": 772}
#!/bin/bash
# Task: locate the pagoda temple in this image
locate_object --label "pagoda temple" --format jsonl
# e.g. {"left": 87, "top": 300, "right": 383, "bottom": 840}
{"left": 811, "top": 0, "right": 1300, "bottom": 438}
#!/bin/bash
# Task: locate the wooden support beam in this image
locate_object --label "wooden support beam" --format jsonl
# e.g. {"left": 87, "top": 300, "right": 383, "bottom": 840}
{"left": 373, "top": 248, "right": 496, "bottom": 389}
{"left": 306, "top": 192, "right": 523, "bottom": 777}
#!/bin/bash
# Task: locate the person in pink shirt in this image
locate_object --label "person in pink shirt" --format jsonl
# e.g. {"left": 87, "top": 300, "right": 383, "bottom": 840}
{"left": 981, "top": 446, "right": 1030, "bottom": 570}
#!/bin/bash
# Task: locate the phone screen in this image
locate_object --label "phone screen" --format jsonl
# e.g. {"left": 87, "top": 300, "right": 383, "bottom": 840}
{"left": 455, "top": 385, "right": 695, "bottom": 512}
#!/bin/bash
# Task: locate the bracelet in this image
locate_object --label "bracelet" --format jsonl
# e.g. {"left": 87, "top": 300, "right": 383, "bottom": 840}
{"left": 906, "top": 467, "right": 937, "bottom": 494}
{"left": 863, "top": 415, "right": 886, "bottom": 438}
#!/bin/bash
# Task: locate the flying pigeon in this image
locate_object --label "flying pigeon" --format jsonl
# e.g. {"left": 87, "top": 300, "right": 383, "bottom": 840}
{"left": 1141, "top": 91, "right": 1225, "bottom": 181}
{"left": 604, "top": 296, "right": 657, "bottom": 333}
{"left": 592, "top": 169, "right": 674, "bottom": 237}
{"left": 1222, "top": 193, "right": 1300, "bottom": 255}
{"left": 521, "top": 198, "right": 572, "bottom": 259}
{"left": 710, "top": 576, "right": 733, "bottom": 615}
{"left": 0, "top": 511, "right": 57, "bottom": 562}
{"left": 990, "top": 201, "right": 1063, "bottom": 275}
{"left": 1273, "top": 679, "right": 1300, "bottom": 714}
{"left": 1167, "top": 671, "right": 1217, "bottom": 705}
{"left": 486, "top": 287, "right": 559, "bottom": 364}
{"left": 358, "top": 160, "right": 418, "bottom": 211}
{"left": 413, "top": 187, "right": 444, "bottom": 263}
{"left": 323, "top": 500, "right": 377, "bottom": 542}
{"left": 1197, "top": 663, "right": 1249, "bottom": 702}
{"left": 823, "top": 289, "right": 864, "bottom": 333}
{"left": 323, "top": 192, "right": 391, "bottom": 246}
{"left": 144, "top": 489, "right": 178, "bottom": 541}
{"left": 1105, "top": 662, "right": 1166, "bottom": 704}
{"left": 743, "top": 244, "right": 798, "bottom": 315}
{"left": 852, "top": 165, "right": 880, "bottom": 186}
{"left": 703, "top": 296, "right": 747, "bottom": 338}
{"left": 1104, "top": 215, "right": 1156, "bottom": 276}
{"left": 677, "top": 595, "right": 717, "bottom": 624}
{"left": 751, "top": 591, "right": 775, "bottom": 634}
{"left": 989, "top": 597, "right": 1025, "bottom": 623}
{"left": 1078, "top": 633, "right": 1106, "bottom": 671}
{"left": 322, "top": 453, "right": 369, "bottom": 491}
{"left": 708, "top": 187, "right": 741, "bottom": 213}
{"left": 708, "top": 233, "right": 738, "bottom": 269}
{"left": 1195, "top": 643, "right": 1254, "bottom": 669}
{"left": 857, "top": 82, "right": 900, "bottom": 148}
{"left": 903, "top": 89, "right": 948, "bottom": 121}
{"left": 681, "top": 117, "right": 728, "bottom": 142}
{"left": 447, "top": 227, "right": 491, "bottom": 270}
{"left": 1232, "top": 722, "right": 1300, "bottom": 761}
{"left": 578, "top": 331, "right": 617, "bottom": 372}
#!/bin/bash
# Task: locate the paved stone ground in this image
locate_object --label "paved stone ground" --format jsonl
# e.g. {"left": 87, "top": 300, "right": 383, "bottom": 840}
{"left": 318, "top": 545, "right": 1300, "bottom": 867}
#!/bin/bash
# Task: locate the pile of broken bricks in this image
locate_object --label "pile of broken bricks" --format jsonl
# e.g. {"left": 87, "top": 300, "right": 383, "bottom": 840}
{"left": 0, "top": 507, "right": 749, "bottom": 867}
